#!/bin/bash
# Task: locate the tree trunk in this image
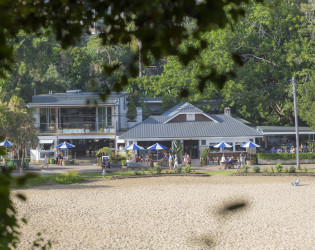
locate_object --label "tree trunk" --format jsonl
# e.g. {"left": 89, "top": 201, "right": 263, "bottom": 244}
{"left": 138, "top": 39, "right": 143, "bottom": 77}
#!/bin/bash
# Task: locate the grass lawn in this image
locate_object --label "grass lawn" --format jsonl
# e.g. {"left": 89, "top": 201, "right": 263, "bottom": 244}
{"left": 11, "top": 168, "right": 313, "bottom": 189}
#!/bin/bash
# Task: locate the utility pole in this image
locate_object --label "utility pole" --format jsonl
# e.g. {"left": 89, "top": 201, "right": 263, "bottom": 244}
{"left": 292, "top": 77, "right": 300, "bottom": 170}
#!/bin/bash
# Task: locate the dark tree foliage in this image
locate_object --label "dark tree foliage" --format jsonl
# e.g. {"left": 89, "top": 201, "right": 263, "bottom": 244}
{"left": 0, "top": 0, "right": 262, "bottom": 99}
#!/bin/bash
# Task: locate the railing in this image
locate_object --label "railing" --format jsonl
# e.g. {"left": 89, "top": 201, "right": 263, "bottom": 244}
{"left": 36, "top": 125, "right": 115, "bottom": 134}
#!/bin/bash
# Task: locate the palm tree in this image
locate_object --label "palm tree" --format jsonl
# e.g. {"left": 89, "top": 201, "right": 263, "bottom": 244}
{"left": 171, "top": 141, "right": 183, "bottom": 164}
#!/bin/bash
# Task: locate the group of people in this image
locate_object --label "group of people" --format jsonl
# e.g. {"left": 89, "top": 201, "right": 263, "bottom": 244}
{"left": 219, "top": 153, "right": 246, "bottom": 170}
{"left": 270, "top": 144, "right": 308, "bottom": 154}
{"left": 101, "top": 158, "right": 111, "bottom": 178}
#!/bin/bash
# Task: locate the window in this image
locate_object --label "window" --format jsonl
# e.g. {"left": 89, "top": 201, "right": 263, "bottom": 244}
{"left": 201, "top": 140, "right": 206, "bottom": 145}
{"left": 187, "top": 114, "right": 195, "bottom": 121}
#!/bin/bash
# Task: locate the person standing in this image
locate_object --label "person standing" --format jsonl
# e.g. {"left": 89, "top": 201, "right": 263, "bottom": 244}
{"left": 168, "top": 153, "right": 173, "bottom": 170}
{"left": 173, "top": 154, "right": 178, "bottom": 170}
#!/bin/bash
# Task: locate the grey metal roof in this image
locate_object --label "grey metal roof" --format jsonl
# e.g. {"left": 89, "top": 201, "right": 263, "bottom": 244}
{"left": 257, "top": 126, "right": 314, "bottom": 133}
{"left": 161, "top": 102, "right": 203, "bottom": 116}
{"left": 120, "top": 114, "right": 262, "bottom": 140}
{"left": 27, "top": 92, "right": 127, "bottom": 107}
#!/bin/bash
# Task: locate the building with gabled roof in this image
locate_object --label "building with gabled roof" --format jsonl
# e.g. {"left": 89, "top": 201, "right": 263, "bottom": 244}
{"left": 119, "top": 102, "right": 263, "bottom": 158}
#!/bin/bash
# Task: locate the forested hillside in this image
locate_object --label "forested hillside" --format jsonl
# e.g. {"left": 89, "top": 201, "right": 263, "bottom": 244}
{"left": 0, "top": 0, "right": 313, "bottom": 127}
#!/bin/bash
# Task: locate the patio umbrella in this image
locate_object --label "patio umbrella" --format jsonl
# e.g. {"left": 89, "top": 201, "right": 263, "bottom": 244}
{"left": 241, "top": 141, "right": 260, "bottom": 160}
{"left": 0, "top": 139, "right": 13, "bottom": 156}
{"left": 147, "top": 143, "right": 167, "bottom": 160}
{"left": 241, "top": 141, "right": 260, "bottom": 148}
{"left": 0, "top": 139, "right": 13, "bottom": 147}
{"left": 213, "top": 141, "right": 232, "bottom": 148}
{"left": 56, "top": 141, "right": 75, "bottom": 149}
{"left": 147, "top": 143, "right": 167, "bottom": 150}
{"left": 124, "top": 143, "right": 144, "bottom": 150}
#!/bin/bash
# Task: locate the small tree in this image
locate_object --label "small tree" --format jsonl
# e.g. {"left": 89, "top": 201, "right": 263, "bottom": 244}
{"left": 96, "top": 147, "right": 113, "bottom": 157}
{"left": 126, "top": 98, "right": 137, "bottom": 122}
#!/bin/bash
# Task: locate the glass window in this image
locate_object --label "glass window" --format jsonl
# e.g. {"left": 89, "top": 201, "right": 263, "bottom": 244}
{"left": 187, "top": 114, "right": 195, "bottom": 121}
{"left": 201, "top": 140, "right": 206, "bottom": 145}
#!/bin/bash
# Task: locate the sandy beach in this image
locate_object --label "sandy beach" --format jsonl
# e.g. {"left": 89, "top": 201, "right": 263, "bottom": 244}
{"left": 13, "top": 176, "right": 315, "bottom": 249}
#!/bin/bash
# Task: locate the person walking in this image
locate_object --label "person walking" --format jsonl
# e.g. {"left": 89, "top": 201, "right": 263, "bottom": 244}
{"left": 219, "top": 154, "right": 226, "bottom": 170}
{"left": 43, "top": 154, "right": 49, "bottom": 168}
{"left": 173, "top": 154, "right": 178, "bottom": 170}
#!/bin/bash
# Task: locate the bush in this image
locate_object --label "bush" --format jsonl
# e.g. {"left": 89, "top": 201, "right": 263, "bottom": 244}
{"left": 253, "top": 166, "right": 260, "bottom": 173}
{"left": 155, "top": 165, "right": 162, "bottom": 174}
{"left": 271, "top": 166, "right": 275, "bottom": 173}
{"left": 175, "top": 166, "right": 182, "bottom": 174}
{"left": 289, "top": 166, "right": 296, "bottom": 173}
{"left": 284, "top": 167, "right": 289, "bottom": 173}
{"left": 304, "top": 166, "right": 308, "bottom": 173}
{"left": 134, "top": 170, "right": 140, "bottom": 175}
{"left": 263, "top": 168, "right": 268, "bottom": 173}
{"left": 183, "top": 164, "right": 192, "bottom": 173}
{"left": 120, "top": 155, "right": 126, "bottom": 161}
{"left": 55, "top": 171, "right": 83, "bottom": 184}
{"left": 121, "top": 160, "right": 127, "bottom": 166}
{"left": 48, "top": 158, "right": 55, "bottom": 164}
{"left": 242, "top": 165, "right": 249, "bottom": 173}
{"left": 149, "top": 168, "right": 154, "bottom": 174}
{"left": 275, "top": 163, "right": 283, "bottom": 173}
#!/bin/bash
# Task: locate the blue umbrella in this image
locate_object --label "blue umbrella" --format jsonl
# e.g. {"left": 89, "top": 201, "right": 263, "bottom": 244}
{"left": 56, "top": 141, "right": 75, "bottom": 149}
{"left": 241, "top": 141, "right": 260, "bottom": 148}
{"left": 147, "top": 143, "right": 167, "bottom": 150}
{"left": 124, "top": 143, "right": 144, "bottom": 150}
{"left": 0, "top": 139, "right": 13, "bottom": 147}
{"left": 213, "top": 141, "right": 232, "bottom": 148}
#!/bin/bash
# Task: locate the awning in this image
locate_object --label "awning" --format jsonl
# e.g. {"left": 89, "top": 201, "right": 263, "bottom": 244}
{"left": 39, "top": 139, "right": 54, "bottom": 144}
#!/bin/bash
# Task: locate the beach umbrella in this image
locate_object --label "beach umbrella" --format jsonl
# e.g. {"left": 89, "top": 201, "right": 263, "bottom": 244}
{"left": 56, "top": 141, "right": 75, "bottom": 149}
{"left": 213, "top": 141, "right": 232, "bottom": 148}
{"left": 241, "top": 141, "right": 260, "bottom": 160}
{"left": 147, "top": 143, "right": 167, "bottom": 150}
{"left": 0, "top": 139, "right": 13, "bottom": 147}
{"left": 124, "top": 143, "right": 144, "bottom": 150}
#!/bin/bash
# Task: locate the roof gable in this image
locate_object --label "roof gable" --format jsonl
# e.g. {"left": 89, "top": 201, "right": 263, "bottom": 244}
{"left": 162, "top": 102, "right": 218, "bottom": 124}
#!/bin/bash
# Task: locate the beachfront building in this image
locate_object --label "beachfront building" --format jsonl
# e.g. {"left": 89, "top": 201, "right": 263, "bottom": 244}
{"left": 27, "top": 90, "right": 137, "bottom": 160}
{"left": 119, "top": 102, "right": 263, "bottom": 158}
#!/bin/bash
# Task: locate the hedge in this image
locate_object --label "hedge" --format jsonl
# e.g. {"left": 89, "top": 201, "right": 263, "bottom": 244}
{"left": 257, "top": 153, "right": 315, "bottom": 160}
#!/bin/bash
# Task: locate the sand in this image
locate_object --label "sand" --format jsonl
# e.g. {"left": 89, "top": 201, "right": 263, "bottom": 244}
{"left": 12, "top": 176, "right": 315, "bottom": 249}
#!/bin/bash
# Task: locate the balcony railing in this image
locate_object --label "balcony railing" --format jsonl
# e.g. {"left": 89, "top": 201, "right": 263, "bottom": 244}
{"left": 36, "top": 123, "right": 115, "bottom": 134}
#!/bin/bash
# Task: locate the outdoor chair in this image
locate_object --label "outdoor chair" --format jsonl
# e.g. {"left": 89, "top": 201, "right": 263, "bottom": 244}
{"left": 291, "top": 179, "right": 300, "bottom": 186}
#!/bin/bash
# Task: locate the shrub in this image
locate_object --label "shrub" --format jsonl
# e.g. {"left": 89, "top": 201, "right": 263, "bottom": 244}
{"left": 121, "top": 160, "right": 127, "bottom": 166}
{"left": 149, "top": 168, "right": 154, "bottom": 174}
{"left": 304, "top": 166, "right": 308, "bottom": 173}
{"left": 242, "top": 165, "right": 249, "bottom": 173}
{"left": 289, "top": 166, "right": 296, "bottom": 173}
{"left": 253, "top": 166, "right": 260, "bottom": 173}
{"left": 183, "top": 164, "right": 192, "bottom": 173}
{"left": 175, "top": 167, "right": 182, "bottom": 174}
{"left": 284, "top": 167, "right": 289, "bottom": 173}
{"left": 192, "top": 168, "right": 196, "bottom": 174}
{"left": 275, "top": 163, "right": 283, "bottom": 173}
{"left": 55, "top": 171, "right": 83, "bottom": 184}
{"left": 141, "top": 168, "right": 145, "bottom": 174}
{"left": 120, "top": 155, "right": 126, "bottom": 161}
{"left": 134, "top": 170, "right": 140, "bottom": 175}
{"left": 165, "top": 170, "right": 169, "bottom": 174}
{"left": 263, "top": 168, "right": 268, "bottom": 173}
{"left": 155, "top": 165, "right": 162, "bottom": 174}
{"left": 271, "top": 166, "right": 275, "bottom": 173}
